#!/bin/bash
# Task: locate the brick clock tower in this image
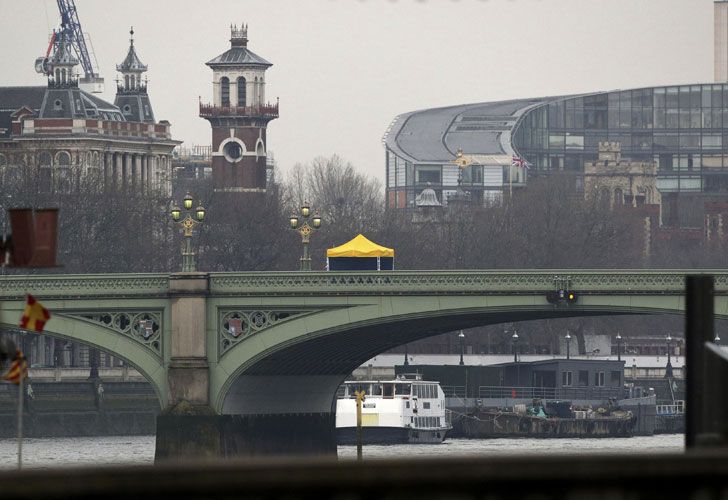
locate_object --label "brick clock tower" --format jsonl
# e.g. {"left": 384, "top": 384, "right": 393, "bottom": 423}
{"left": 200, "top": 24, "right": 278, "bottom": 195}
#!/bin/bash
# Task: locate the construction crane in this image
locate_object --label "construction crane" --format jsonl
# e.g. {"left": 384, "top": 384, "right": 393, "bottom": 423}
{"left": 34, "top": 0, "right": 104, "bottom": 93}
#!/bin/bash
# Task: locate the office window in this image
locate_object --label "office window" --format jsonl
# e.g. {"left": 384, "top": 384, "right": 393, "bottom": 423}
{"left": 416, "top": 167, "right": 441, "bottom": 185}
{"left": 578, "top": 370, "right": 589, "bottom": 386}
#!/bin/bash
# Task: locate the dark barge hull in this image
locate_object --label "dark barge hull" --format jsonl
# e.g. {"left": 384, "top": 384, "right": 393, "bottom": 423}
{"left": 337, "top": 426, "right": 448, "bottom": 445}
{"left": 454, "top": 412, "right": 635, "bottom": 438}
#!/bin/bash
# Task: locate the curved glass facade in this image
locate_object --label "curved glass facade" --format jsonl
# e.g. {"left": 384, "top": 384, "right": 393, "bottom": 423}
{"left": 513, "top": 84, "right": 728, "bottom": 195}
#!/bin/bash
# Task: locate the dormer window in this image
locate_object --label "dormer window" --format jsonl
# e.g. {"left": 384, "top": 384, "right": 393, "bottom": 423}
{"left": 54, "top": 99, "right": 63, "bottom": 111}
{"left": 123, "top": 104, "right": 132, "bottom": 115}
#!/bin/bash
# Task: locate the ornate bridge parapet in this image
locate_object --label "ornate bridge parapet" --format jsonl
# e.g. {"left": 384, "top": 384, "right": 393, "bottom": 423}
{"left": 209, "top": 270, "right": 728, "bottom": 295}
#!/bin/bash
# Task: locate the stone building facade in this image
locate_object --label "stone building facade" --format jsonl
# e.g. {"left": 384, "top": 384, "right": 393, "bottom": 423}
{"left": 0, "top": 30, "right": 177, "bottom": 196}
{"left": 583, "top": 142, "right": 661, "bottom": 211}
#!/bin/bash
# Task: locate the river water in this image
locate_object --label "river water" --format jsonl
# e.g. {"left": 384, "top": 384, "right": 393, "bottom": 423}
{"left": 0, "top": 434, "right": 684, "bottom": 470}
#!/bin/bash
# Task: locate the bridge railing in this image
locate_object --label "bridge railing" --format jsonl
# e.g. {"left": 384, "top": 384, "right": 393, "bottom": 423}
{"left": 2, "top": 270, "right": 728, "bottom": 299}
{"left": 208, "top": 270, "right": 728, "bottom": 296}
{"left": 477, "top": 385, "right": 624, "bottom": 401}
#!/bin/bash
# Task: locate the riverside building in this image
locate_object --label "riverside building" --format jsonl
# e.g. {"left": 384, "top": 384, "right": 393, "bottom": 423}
{"left": 384, "top": 85, "right": 728, "bottom": 228}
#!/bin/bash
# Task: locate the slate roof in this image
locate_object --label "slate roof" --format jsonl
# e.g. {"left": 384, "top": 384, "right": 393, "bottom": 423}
{"left": 117, "top": 43, "right": 148, "bottom": 72}
{"left": 0, "top": 85, "right": 124, "bottom": 137}
{"left": 0, "top": 87, "right": 45, "bottom": 137}
{"left": 206, "top": 47, "right": 272, "bottom": 68}
{"left": 0, "top": 87, "right": 46, "bottom": 112}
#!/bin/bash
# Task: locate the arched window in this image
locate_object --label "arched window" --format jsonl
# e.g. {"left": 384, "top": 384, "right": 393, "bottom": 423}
{"left": 220, "top": 77, "right": 230, "bottom": 107}
{"left": 55, "top": 68, "right": 61, "bottom": 83}
{"left": 253, "top": 77, "right": 259, "bottom": 106}
{"left": 614, "top": 188, "right": 624, "bottom": 207}
{"left": 237, "top": 77, "right": 246, "bottom": 108}
{"left": 56, "top": 151, "right": 71, "bottom": 167}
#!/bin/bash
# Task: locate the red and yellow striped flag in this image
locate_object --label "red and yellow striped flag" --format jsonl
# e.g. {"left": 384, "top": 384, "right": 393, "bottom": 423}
{"left": 19, "top": 294, "right": 50, "bottom": 333}
{"left": 4, "top": 351, "right": 27, "bottom": 385}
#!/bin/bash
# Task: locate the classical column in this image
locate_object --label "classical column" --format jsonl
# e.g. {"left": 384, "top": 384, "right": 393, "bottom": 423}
{"left": 115, "top": 153, "right": 123, "bottom": 189}
{"left": 140, "top": 155, "right": 146, "bottom": 194}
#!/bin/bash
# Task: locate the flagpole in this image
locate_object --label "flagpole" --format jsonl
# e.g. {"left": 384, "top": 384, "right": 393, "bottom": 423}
{"left": 17, "top": 373, "right": 23, "bottom": 470}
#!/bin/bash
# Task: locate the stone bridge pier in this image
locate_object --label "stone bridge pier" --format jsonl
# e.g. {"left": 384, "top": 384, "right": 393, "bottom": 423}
{"left": 155, "top": 274, "right": 338, "bottom": 461}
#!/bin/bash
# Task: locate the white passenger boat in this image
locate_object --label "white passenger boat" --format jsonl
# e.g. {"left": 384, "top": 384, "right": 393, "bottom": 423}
{"left": 336, "top": 374, "right": 451, "bottom": 444}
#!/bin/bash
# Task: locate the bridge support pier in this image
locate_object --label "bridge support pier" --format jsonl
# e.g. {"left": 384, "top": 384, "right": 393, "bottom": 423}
{"left": 155, "top": 406, "right": 336, "bottom": 461}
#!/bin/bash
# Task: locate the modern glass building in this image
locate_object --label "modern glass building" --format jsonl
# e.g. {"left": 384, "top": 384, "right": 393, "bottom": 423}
{"left": 384, "top": 84, "right": 728, "bottom": 225}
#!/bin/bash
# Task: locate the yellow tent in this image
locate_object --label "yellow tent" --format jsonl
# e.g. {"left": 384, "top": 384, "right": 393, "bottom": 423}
{"left": 326, "top": 234, "right": 394, "bottom": 270}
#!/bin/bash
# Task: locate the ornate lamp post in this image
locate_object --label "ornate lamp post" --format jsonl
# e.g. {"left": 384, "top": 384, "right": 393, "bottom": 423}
{"left": 665, "top": 333, "right": 674, "bottom": 379}
{"left": 458, "top": 331, "right": 465, "bottom": 366}
{"left": 289, "top": 202, "right": 322, "bottom": 271}
{"left": 403, "top": 344, "right": 409, "bottom": 366}
{"left": 170, "top": 192, "right": 205, "bottom": 272}
{"left": 512, "top": 331, "right": 519, "bottom": 364}
{"left": 565, "top": 332, "right": 571, "bottom": 360}
{"left": 616, "top": 332, "right": 622, "bottom": 362}
{"left": 715, "top": 333, "right": 722, "bottom": 345}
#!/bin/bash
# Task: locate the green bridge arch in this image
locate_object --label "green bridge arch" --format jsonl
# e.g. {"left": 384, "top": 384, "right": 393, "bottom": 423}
{"left": 1, "top": 270, "right": 726, "bottom": 416}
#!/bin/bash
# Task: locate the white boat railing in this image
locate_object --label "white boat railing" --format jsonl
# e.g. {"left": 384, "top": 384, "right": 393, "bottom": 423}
{"left": 656, "top": 401, "right": 685, "bottom": 415}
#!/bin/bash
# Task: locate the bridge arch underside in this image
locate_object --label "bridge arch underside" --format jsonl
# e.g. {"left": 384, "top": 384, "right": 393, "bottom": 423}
{"left": 219, "top": 298, "right": 727, "bottom": 416}
{"left": 0, "top": 316, "right": 166, "bottom": 409}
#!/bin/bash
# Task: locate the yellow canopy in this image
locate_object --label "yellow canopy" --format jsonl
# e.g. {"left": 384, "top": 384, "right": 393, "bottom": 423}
{"left": 326, "top": 234, "right": 395, "bottom": 258}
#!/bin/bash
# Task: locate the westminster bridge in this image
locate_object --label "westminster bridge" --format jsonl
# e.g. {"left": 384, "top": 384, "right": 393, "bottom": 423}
{"left": 0, "top": 270, "right": 725, "bottom": 457}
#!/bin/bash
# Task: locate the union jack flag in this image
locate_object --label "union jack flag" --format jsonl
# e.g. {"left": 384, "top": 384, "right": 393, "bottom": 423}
{"left": 511, "top": 156, "right": 531, "bottom": 169}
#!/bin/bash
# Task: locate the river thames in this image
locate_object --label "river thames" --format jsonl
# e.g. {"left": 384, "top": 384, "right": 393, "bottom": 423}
{"left": 0, "top": 434, "right": 684, "bottom": 469}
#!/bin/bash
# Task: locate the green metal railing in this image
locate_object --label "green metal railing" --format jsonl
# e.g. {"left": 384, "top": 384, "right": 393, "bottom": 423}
{"left": 1, "top": 270, "right": 728, "bottom": 300}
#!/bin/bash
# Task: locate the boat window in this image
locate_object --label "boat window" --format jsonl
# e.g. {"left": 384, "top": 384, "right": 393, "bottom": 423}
{"left": 383, "top": 384, "right": 394, "bottom": 398}
{"left": 578, "top": 370, "right": 589, "bottom": 386}
{"left": 395, "top": 383, "right": 411, "bottom": 396}
{"left": 345, "top": 383, "right": 368, "bottom": 398}
{"left": 423, "top": 402, "right": 431, "bottom": 409}
{"left": 370, "top": 384, "right": 382, "bottom": 396}
{"left": 406, "top": 402, "right": 410, "bottom": 408}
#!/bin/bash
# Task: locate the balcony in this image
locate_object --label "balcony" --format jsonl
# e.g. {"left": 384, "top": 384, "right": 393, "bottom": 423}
{"left": 199, "top": 102, "right": 279, "bottom": 119}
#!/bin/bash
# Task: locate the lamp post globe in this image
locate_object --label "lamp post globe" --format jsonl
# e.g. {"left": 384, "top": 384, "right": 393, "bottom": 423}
{"left": 565, "top": 332, "right": 572, "bottom": 360}
{"left": 665, "top": 333, "right": 673, "bottom": 378}
{"left": 616, "top": 332, "right": 622, "bottom": 361}
{"left": 458, "top": 331, "right": 465, "bottom": 366}
{"left": 183, "top": 192, "right": 194, "bottom": 210}
{"left": 512, "top": 332, "right": 519, "bottom": 363}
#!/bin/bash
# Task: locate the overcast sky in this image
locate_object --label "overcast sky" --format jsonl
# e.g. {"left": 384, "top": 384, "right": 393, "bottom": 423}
{"left": 0, "top": 0, "right": 717, "bottom": 181}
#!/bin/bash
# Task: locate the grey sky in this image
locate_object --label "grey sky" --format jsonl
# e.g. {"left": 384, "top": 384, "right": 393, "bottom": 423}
{"left": 0, "top": 0, "right": 715, "bottom": 181}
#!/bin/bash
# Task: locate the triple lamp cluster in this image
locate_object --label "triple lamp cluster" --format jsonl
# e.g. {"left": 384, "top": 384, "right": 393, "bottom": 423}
{"left": 289, "top": 202, "right": 322, "bottom": 271}
{"left": 170, "top": 192, "right": 206, "bottom": 273}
